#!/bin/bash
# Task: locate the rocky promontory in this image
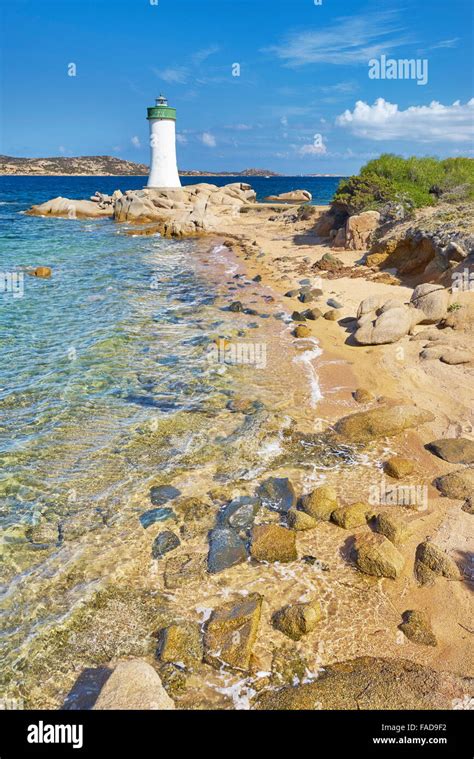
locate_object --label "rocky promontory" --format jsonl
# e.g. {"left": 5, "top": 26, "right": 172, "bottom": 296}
{"left": 26, "top": 182, "right": 258, "bottom": 237}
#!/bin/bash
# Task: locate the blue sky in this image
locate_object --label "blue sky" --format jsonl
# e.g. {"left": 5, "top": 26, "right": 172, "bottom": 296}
{"left": 1, "top": 0, "right": 473, "bottom": 173}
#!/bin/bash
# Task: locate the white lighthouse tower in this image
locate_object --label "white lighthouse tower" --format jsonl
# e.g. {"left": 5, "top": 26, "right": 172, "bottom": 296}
{"left": 147, "top": 94, "right": 181, "bottom": 188}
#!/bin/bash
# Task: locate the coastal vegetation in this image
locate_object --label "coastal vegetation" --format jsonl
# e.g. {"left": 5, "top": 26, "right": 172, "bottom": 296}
{"left": 332, "top": 154, "right": 474, "bottom": 215}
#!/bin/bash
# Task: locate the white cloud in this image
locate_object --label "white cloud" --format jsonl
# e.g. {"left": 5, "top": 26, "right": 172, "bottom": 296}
{"left": 131, "top": 136, "right": 141, "bottom": 148}
{"left": 192, "top": 45, "right": 220, "bottom": 65}
{"left": 200, "top": 132, "right": 216, "bottom": 148}
{"left": 336, "top": 98, "right": 474, "bottom": 142}
{"left": 264, "top": 11, "right": 411, "bottom": 66}
{"left": 176, "top": 133, "right": 188, "bottom": 145}
{"left": 429, "top": 38, "right": 459, "bottom": 50}
{"left": 152, "top": 66, "right": 189, "bottom": 84}
{"left": 227, "top": 123, "right": 253, "bottom": 131}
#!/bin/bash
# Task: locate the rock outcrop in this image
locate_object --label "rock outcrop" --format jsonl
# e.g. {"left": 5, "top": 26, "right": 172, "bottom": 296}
{"left": 203, "top": 593, "right": 263, "bottom": 671}
{"left": 93, "top": 659, "right": 175, "bottom": 710}
{"left": 265, "top": 190, "right": 312, "bottom": 203}
{"left": 26, "top": 182, "right": 257, "bottom": 237}
{"left": 256, "top": 656, "right": 472, "bottom": 710}
{"left": 333, "top": 405, "right": 435, "bottom": 445}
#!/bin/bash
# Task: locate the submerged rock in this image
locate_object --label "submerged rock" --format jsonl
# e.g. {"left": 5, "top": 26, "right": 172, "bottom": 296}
{"left": 250, "top": 524, "right": 297, "bottom": 563}
{"left": 351, "top": 533, "right": 405, "bottom": 578}
{"left": 157, "top": 621, "right": 203, "bottom": 669}
{"left": 203, "top": 593, "right": 263, "bottom": 671}
{"left": 207, "top": 527, "right": 248, "bottom": 573}
{"left": 300, "top": 485, "right": 338, "bottom": 521}
{"left": 152, "top": 530, "right": 180, "bottom": 559}
{"left": 287, "top": 509, "right": 318, "bottom": 531}
{"left": 218, "top": 496, "right": 259, "bottom": 530}
{"left": 399, "top": 610, "right": 437, "bottom": 647}
{"left": 149, "top": 484, "right": 181, "bottom": 506}
{"left": 255, "top": 656, "right": 470, "bottom": 710}
{"left": 331, "top": 502, "right": 369, "bottom": 529}
{"left": 256, "top": 476, "right": 296, "bottom": 513}
{"left": 272, "top": 600, "right": 322, "bottom": 641}
{"left": 93, "top": 659, "right": 175, "bottom": 710}
{"left": 333, "top": 405, "right": 434, "bottom": 445}
{"left": 139, "top": 507, "right": 175, "bottom": 529}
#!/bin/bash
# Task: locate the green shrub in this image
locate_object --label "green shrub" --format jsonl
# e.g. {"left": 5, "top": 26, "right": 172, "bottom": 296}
{"left": 333, "top": 154, "right": 474, "bottom": 214}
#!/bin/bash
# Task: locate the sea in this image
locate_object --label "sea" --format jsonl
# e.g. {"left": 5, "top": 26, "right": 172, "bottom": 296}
{"left": 0, "top": 174, "right": 351, "bottom": 706}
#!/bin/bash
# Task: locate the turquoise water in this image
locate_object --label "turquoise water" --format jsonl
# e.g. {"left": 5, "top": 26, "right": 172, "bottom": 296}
{"left": 0, "top": 176, "right": 372, "bottom": 708}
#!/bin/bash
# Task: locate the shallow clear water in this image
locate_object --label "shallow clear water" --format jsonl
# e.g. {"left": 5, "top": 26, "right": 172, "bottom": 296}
{"left": 1, "top": 176, "right": 376, "bottom": 708}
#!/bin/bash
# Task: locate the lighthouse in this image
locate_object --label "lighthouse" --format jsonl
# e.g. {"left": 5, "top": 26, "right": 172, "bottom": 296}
{"left": 146, "top": 94, "right": 181, "bottom": 188}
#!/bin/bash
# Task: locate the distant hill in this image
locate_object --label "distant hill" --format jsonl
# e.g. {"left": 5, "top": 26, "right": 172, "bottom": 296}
{"left": 180, "top": 168, "right": 280, "bottom": 177}
{"left": 0, "top": 155, "right": 149, "bottom": 176}
{"left": 0, "top": 156, "right": 280, "bottom": 177}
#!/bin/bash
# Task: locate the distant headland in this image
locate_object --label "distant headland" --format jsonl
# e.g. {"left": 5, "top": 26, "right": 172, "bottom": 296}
{"left": 0, "top": 155, "right": 339, "bottom": 177}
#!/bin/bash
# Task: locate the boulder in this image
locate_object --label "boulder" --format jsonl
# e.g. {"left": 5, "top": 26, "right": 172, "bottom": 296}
{"left": 384, "top": 457, "right": 415, "bottom": 479}
{"left": 331, "top": 502, "right": 369, "bottom": 529}
{"left": 301, "top": 307, "right": 323, "bottom": 321}
{"left": 152, "top": 530, "right": 180, "bottom": 559}
{"left": 439, "top": 348, "right": 471, "bottom": 365}
{"left": 250, "top": 524, "right": 297, "bottom": 563}
{"left": 294, "top": 324, "right": 312, "bottom": 338}
{"left": 399, "top": 610, "right": 437, "bottom": 647}
{"left": 287, "top": 509, "right": 318, "bottom": 531}
{"left": 435, "top": 468, "right": 474, "bottom": 500}
{"left": 354, "top": 306, "right": 419, "bottom": 345}
{"left": 410, "top": 284, "right": 449, "bottom": 324}
{"left": 26, "top": 196, "right": 114, "bottom": 219}
{"left": 373, "top": 511, "right": 411, "bottom": 545}
{"left": 203, "top": 593, "right": 263, "bottom": 671}
{"left": 256, "top": 477, "right": 296, "bottom": 513}
{"left": 265, "top": 190, "right": 312, "bottom": 203}
{"left": 351, "top": 533, "right": 405, "bottom": 578}
{"left": 256, "top": 656, "right": 472, "bottom": 710}
{"left": 157, "top": 622, "right": 203, "bottom": 669}
{"left": 333, "top": 405, "right": 434, "bottom": 445}
{"left": 29, "top": 266, "right": 52, "bottom": 278}
{"left": 353, "top": 388, "right": 374, "bottom": 404}
{"left": 272, "top": 601, "right": 322, "bottom": 641}
{"left": 218, "top": 496, "right": 259, "bottom": 530}
{"left": 345, "top": 211, "right": 380, "bottom": 251}
{"left": 93, "top": 659, "right": 175, "bottom": 710}
{"left": 427, "top": 438, "right": 474, "bottom": 465}
{"left": 323, "top": 309, "right": 338, "bottom": 321}
{"left": 207, "top": 527, "right": 248, "bottom": 574}
{"left": 415, "top": 540, "right": 461, "bottom": 584}
{"left": 300, "top": 485, "right": 338, "bottom": 521}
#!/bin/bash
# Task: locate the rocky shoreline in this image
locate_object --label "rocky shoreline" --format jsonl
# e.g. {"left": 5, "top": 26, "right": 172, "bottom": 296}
{"left": 17, "top": 183, "right": 474, "bottom": 710}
